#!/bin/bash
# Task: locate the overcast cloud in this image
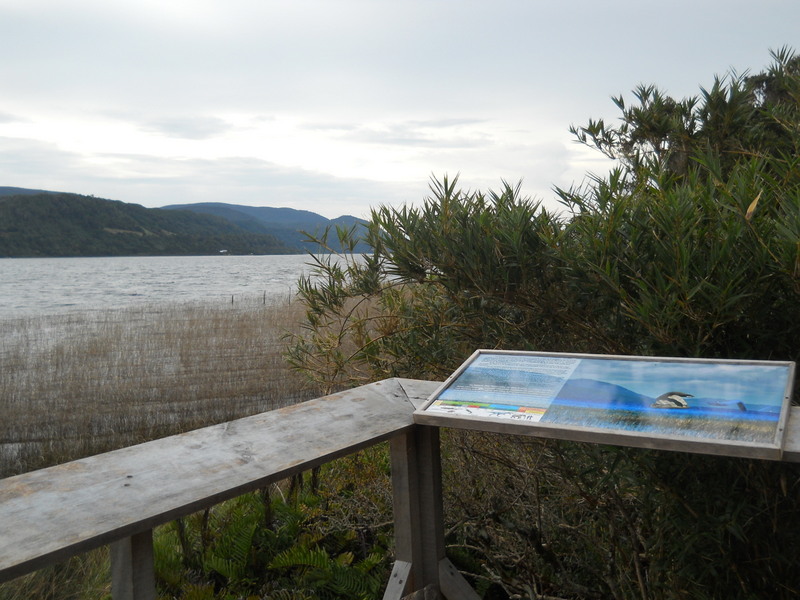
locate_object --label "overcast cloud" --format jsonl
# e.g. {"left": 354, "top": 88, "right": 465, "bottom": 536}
{"left": 0, "top": 0, "right": 797, "bottom": 218}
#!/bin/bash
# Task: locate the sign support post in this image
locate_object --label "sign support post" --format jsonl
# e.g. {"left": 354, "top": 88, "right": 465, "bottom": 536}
{"left": 386, "top": 426, "right": 479, "bottom": 599}
{"left": 110, "top": 530, "right": 156, "bottom": 600}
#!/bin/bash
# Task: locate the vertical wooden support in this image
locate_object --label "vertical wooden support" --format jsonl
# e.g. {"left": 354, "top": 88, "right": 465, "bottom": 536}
{"left": 415, "top": 425, "right": 446, "bottom": 584}
{"left": 387, "top": 430, "right": 422, "bottom": 598}
{"left": 387, "top": 425, "right": 479, "bottom": 600}
{"left": 110, "top": 530, "right": 156, "bottom": 600}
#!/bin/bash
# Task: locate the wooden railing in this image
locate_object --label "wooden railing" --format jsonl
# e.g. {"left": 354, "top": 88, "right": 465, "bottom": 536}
{"left": 3, "top": 377, "right": 800, "bottom": 599}
{"left": 0, "top": 378, "right": 479, "bottom": 600}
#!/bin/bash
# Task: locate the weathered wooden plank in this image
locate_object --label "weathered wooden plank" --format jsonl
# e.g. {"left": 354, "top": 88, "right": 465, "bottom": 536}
{"left": 439, "top": 558, "right": 481, "bottom": 600}
{"left": 389, "top": 433, "right": 422, "bottom": 587}
{"left": 110, "top": 531, "right": 156, "bottom": 600}
{"left": 415, "top": 426, "right": 445, "bottom": 585}
{"left": 396, "top": 379, "right": 440, "bottom": 410}
{"left": 388, "top": 422, "right": 476, "bottom": 598}
{"left": 382, "top": 560, "right": 412, "bottom": 600}
{"left": 0, "top": 378, "right": 417, "bottom": 582}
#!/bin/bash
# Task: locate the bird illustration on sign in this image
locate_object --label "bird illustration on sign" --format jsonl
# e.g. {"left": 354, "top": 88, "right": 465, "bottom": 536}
{"left": 651, "top": 391, "right": 693, "bottom": 409}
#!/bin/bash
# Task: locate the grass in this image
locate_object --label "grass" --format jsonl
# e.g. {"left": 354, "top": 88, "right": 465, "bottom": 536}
{"left": 0, "top": 295, "right": 316, "bottom": 479}
{"left": 0, "top": 295, "right": 322, "bottom": 599}
{"left": 0, "top": 550, "right": 112, "bottom": 600}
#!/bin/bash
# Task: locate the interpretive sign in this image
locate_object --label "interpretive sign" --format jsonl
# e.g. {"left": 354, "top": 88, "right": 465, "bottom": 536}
{"left": 414, "top": 350, "right": 796, "bottom": 459}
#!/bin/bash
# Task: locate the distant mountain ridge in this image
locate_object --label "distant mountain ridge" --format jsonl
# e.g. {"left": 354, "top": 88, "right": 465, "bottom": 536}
{"left": 0, "top": 186, "right": 60, "bottom": 198}
{"left": 0, "top": 188, "right": 368, "bottom": 257}
{"left": 162, "top": 202, "right": 369, "bottom": 252}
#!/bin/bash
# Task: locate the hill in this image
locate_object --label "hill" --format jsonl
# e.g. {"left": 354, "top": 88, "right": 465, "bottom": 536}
{"left": 0, "top": 186, "right": 59, "bottom": 198}
{"left": 162, "top": 202, "right": 370, "bottom": 252}
{"left": 0, "top": 192, "right": 295, "bottom": 257}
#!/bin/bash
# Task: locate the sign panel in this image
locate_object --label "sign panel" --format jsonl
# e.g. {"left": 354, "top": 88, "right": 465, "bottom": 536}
{"left": 414, "top": 350, "right": 796, "bottom": 459}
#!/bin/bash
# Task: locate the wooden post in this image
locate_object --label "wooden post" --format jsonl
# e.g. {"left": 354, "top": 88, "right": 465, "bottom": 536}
{"left": 110, "top": 530, "right": 156, "bottom": 600}
{"left": 387, "top": 429, "right": 426, "bottom": 597}
{"left": 387, "top": 425, "right": 479, "bottom": 600}
{"left": 415, "top": 425, "right": 445, "bottom": 583}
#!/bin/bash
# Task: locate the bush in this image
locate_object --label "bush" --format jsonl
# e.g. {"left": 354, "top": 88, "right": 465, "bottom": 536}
{"left": 287, "top": 49, "right": 800, "bottom": 599}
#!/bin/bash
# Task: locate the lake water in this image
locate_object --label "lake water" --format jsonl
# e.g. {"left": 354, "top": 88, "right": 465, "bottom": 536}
{"left": 0, "top": 254, "right": 315, "bottom": 318}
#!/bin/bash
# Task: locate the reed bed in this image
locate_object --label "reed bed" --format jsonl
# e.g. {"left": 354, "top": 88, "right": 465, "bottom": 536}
{"left": 0, "top": 295, "right": 316, "bottom": 478}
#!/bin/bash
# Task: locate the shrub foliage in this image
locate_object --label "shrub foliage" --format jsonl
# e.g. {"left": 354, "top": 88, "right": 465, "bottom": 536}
{"left": 288, "top": 49, "right": 800, "bottom": 599}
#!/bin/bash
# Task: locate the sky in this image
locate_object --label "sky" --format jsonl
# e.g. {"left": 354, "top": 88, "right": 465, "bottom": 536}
{"left": 571, "top": 360, "right": 792, "bottom": 406}
{"left": 0, "top": 1, "right": 798, "bottom": 220}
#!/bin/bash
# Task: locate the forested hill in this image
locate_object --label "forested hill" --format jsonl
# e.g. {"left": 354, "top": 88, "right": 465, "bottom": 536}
{"left": 162, "top": 202, "right": 370, "bottom": 252}
{"left": 0, "top": 192, "right": 295, "bottom": 257}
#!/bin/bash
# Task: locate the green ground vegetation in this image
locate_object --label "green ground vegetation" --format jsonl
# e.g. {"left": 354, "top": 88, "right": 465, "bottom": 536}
{"left": 144, "top": 439, "right": 406, "bottom": 600}
{"left": 287, "top": 48, "right": 800, "bottom": 599}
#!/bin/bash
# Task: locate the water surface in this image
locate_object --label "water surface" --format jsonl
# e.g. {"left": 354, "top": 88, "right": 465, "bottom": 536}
{"left": 0, "top": 254, "right": 312, "bottom": 318}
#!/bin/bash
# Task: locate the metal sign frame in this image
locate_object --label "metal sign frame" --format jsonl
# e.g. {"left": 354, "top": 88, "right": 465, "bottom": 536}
{"left": 414, "top": 350, "right": 796, "bottom": 460}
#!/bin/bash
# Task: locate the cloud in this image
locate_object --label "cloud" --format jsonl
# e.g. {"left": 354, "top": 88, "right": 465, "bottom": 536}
{"left": 138, "top": 115, "right": 234, "bottom": 140}
{"left": 303, "top": 117, "right": 486, "bottom": 133}
{"left": 0, "top": 111, "right": 26, "bottom": 124}
{"left": 0, "top": 136, "right": 84, "bottom": 179}
{"left": 0, "top": 114, "right": 604, "bottom": 220}
{"left": 0, "top": 135, "right": 421, "bottom": 219}
{"left": 133, "top": 155, "right": 424, "bottom": 219}
{"left": 342, "top": 122, "right": 491, "bottom": 148}
{"left": 299, "top": 117, "right": 496, "bottom": 152}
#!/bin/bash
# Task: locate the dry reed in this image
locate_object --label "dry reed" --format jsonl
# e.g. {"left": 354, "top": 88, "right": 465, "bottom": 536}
{"left": 0, "top": 296, "right": 316, "bottom": 478}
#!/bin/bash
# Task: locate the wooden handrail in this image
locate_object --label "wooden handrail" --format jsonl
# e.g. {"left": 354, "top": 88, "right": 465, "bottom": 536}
{"left": 3, "top": 373, "right": 799, "bottom": 599}
{"left": 0, "top": 378, "right": 451, "bottom": 598}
